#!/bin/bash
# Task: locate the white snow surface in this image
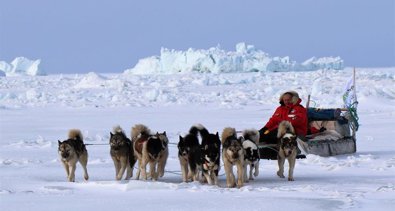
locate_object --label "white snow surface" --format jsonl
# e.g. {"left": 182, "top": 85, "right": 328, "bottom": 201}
{"left": 124, "top": 43, "right": 344, "bottom": 74}
{"left": 0, "top": 57, "right": 45, "bottom": 76}
{"left": 1, "top": 67, "right": 395, "bottom": 210}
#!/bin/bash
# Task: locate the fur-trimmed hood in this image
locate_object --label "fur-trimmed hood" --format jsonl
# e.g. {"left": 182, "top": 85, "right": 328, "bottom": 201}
{"left": 279, "top": 91, "right": 301, "bottom": 105}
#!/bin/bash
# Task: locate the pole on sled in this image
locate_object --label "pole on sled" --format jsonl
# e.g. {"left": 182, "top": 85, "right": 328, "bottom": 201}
{"left": 306, "top": 94, "right": 311, "bottom": 109}
{"left": 352, "top": 67, "right": 357, "bottom": 139}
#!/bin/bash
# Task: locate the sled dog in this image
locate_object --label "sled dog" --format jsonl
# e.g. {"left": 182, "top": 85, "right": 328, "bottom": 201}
{"left": 178, "top": 125, "right": 203, "bottom": 182}
{"left": 221, "top": 127, "right": 244, "bottom": 188}
{"left": 277, "top": 121, "right": 298, "bottom": 181}
{"left": 197, "top": 124, "right": 221, "bottom": 186}
{"left": 157, "top": 131, "right": 169, "bottom": 178}
{"left": 110, "top": 125, "right": 136, "bottom": 180}
{"left": 132, "top": 124, "right": 167, "bottom": 181}
{"left": 58, "top": 129, "right": 89, "bottom": 182}
{"left": 242, "top": 129, "right": 260, "bottom": 182}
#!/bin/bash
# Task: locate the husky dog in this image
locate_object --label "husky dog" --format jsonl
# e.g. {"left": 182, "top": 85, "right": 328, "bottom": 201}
{"left": 110, "top": 125, "right": 136, "bottom": 180}
{"left": 58, "top": 129, "right": 89, "bottom": 182}
{"left": 156, "top": 131, "right": 169, "bottom": 178}
{"left": 132, "top": 124, "right": 167, "bottom": 181}
{"left": 221, "top": 127, "right": 245, "bottom": 188}
{"left": 196, "top": 124, "right": 221, "bottom": 186}
{"left": 242, "top": 129, "right": 260, "bottom": 182}
{"left": 178, "top": 125, "right": 202, "bottom": 182}
{"left": 277, "top": 121, "right": 298, "bottom": 181}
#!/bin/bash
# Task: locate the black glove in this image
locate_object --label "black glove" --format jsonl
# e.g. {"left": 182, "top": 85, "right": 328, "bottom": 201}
{"left": 319, "top": 127, "right": 326, "bottom": 132}
{"left": 259, "top": 126, "right": 269, "bottom": 134}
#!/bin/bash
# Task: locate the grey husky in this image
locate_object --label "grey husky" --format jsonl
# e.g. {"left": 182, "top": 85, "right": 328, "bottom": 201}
{"left": 277, "top": 121, "right": 298, "bottom": 181}
{"left": 110, "top": 125, "right": 136, "bottom": 180}
{"left": 221, "top": 127, "right": 245, "bottom": 188}
{"left": 58, "top": 129, "right": 89, "bottom": 182}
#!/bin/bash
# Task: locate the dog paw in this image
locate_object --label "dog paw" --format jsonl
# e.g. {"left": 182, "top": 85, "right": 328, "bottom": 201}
{"left": 277, "top": 171, "right": 285, "bottom": 178}
{"left": 227, "top": 183, "right": 236, "bottom": 188}
{"left": 288, "top": 177, "right": 294, "bottom": 181}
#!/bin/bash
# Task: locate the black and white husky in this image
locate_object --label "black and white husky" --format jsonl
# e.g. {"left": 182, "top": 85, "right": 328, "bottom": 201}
{"left": 277, "top": 121, "right": 298, "bottom": 181}
{"left": 197, "top": 124, "right": 221, "bottom": 186}
{"left": 242, "top": 129, "right": 260, "bottom": 182}
{"left": 178, "top": 125, "right": 203, "bottom": 182}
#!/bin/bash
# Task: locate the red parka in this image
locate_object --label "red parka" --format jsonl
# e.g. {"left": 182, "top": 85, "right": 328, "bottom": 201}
{"left": 264, "top": 94, "right": 308, "bottom": 137}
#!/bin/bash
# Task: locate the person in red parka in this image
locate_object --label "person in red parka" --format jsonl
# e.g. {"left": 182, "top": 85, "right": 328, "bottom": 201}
{"left": 259, "top": 91, "right": 307, "bottom": 144}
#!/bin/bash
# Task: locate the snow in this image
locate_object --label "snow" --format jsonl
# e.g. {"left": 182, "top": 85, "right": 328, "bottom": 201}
{"left": 124, "top": 43, "right": 344, "bottom": 74}
{"left": 1, "top": 67, "right": 395, "bottom": 210}
{"left": 0, "top": 57, "right": 46, "bottom": 76}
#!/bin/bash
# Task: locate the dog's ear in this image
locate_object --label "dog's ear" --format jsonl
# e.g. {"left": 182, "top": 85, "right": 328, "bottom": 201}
{"left": 58, "top": 140, "right": 61, "bottom": 145}
{"left": 179, "top": 135, "right": 183, "bottom": 141}
{"left": 163, "top": 131, "right": 166, "bottom": 136}
{"left": 238, "top": 136, "right": 244, "bottom": 143}
{"left": 110, "top": 132, "right": 113, "bottom": 137}
{"left": 215, "top": 132, "right": 219, "bottom": 137}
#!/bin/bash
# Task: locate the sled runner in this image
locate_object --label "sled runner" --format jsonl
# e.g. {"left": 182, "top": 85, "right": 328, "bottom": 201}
{"left": 259, "top": 69, "right": 359, "bottom": 159}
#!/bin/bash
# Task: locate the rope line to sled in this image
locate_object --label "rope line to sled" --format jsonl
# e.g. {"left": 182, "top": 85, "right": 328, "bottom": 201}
{"left": 85, "top": 142, "right": 246, "bottom": 177}
{"left": 85, "top": 142, "right": 179, "bottom": 146}
{"left": 85, "top": 143, "right": 109, "bottom": 146}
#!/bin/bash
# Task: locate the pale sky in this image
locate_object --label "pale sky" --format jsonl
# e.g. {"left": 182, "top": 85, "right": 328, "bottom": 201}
{"left": 0, "top": 0, "right": 394, "bottom": 74}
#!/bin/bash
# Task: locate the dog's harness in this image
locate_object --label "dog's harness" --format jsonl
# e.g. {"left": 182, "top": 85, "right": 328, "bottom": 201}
{"left": 135, "top": 135, "right": 149, "bottom": 154}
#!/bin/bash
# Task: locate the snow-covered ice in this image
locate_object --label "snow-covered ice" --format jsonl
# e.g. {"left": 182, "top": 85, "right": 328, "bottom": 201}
{"left": 0, "top": 57, "right": 45, "bottom": 77}
{"left": 124, "top": 43, "right": 344, "bottom": 74}
{"left": 0, "top": 66, "right": 394, "bottom": 211}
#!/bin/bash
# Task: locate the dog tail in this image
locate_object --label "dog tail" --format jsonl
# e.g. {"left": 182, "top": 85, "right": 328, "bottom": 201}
{"left": 131, "top": 124, "right": 151, "bottom": 141}
{"left": 277, "top": 121, "right": 295, "bottom": 138}
{"left": 242, "top": 129, "right": 260, "bottom": 144}
{"left": 221, "top": 127, "right": 237, "bottom": 145}
{"left": 68, "top": 129, "right": 83, "bottom": 141}
{"left": 189, "top": 124, "right": 209, "bottom": 138}
{"left": 112, "top": 125, "right": 124, "bottom": 134}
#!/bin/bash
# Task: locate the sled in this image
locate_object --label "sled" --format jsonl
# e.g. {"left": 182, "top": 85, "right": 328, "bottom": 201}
{"left": 258, "top": 107, "right": 357, "bottom": 159}
{"left": 259, "top": 69, "right": 359, "bottom": 159}
{"left": 298, "top": 107, "right": 357, "bottom": 157}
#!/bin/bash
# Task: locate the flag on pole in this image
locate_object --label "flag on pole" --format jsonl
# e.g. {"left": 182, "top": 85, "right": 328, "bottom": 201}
{"left": 343, "top": 75, "right": 357, "bottom": 108}
{"left": 342, "top": 68, "right": 359, "bottom": 132}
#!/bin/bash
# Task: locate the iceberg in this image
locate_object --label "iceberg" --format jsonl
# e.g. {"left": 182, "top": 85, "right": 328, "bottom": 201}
{"left": 0, "top": 57, "right": 45, "bottom": 76}
{"left": 124, "top": 42, "right": 344, "bottom": 74}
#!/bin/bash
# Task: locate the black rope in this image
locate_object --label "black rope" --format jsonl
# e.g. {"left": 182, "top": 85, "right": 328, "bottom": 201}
{"left": 85, "top": 143, "right": 109, "bottom": 146}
